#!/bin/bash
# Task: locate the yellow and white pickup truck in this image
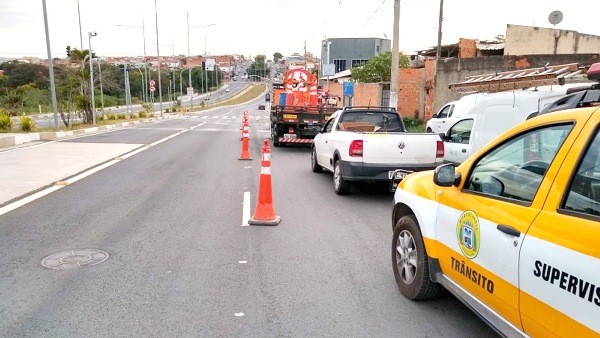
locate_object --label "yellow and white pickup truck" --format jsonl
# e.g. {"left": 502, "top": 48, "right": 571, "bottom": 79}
{"left": 390, "top": 101, "right": 600, "bottom": 336}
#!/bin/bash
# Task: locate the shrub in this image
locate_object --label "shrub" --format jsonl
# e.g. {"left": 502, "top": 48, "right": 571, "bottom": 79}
{"left": 117, "top": 113, "right": 126, "bottom": 119}
{"left": 141, "top": 102, "right": 153, "bottom": 113}
{"left": 130, "top": 113, "right": 138, "bottom": 119}
{"left": 0, "top": 113, "right": 12, "bottom": 131}
{"left": 107, "top": 114, "right": 117, "bottom": 120}
{"left": 19, "top": 116, "right": 36, "bottom": 132}
{"left": 138, "top": 111, "right": 148, "bottom": 118}
{"left": 403, "top": 117, "right": 426, "bottom": 132}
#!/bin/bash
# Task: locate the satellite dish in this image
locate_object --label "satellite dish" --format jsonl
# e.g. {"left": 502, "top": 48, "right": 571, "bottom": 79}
{"left": 548, "top": 10, "right": 563, "bottom": 26}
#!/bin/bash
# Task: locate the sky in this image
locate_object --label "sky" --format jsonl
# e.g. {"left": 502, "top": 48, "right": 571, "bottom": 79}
{"left": 0, "top": 0, "right": 599, "bottom": 60}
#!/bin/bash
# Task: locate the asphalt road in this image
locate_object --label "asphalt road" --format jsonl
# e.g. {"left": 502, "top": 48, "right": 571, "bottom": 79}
{"left": 27, "top": 81, "right": 251, "bottom": 129}
{"left": 0, "top": 95, "right": 496, "bottom": 336}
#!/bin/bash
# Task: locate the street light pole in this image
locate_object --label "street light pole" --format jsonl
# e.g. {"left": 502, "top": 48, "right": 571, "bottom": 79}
{"left": 95, "top": 59, "right": 104, "bottom": 116}
{"left": 88, "top": 31, "right": 97, "bottom": 126}
{"left": 389, "top": 0, "right": 400, "bottom": 109}
{"left": 187, "top": 13, "right": 192, "bottom": 110}
{"left": 42, "top": 0, "right": 59, "bottom": 132}
{"left": 77, "top": 0, "right": 83, "bottom": 50}
{"left": 154, "top": 0, "right": 163, "bottom": 116}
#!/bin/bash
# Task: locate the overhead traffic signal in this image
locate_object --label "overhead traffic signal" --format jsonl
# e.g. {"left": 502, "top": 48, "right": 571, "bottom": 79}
{"left": 66, "top": 45, "right": 71, "bottom": 57}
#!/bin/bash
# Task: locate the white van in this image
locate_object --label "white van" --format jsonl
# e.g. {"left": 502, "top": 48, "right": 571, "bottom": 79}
{"left": 440, "top": 88, "right": 575, "bottom": 164}
{"left": 426, "top": 93, "right": 481, "bottom": 134}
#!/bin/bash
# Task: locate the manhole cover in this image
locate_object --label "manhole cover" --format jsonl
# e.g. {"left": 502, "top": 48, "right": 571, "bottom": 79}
{"left": 42, "top": 249, "right": 109, "bottom": 270}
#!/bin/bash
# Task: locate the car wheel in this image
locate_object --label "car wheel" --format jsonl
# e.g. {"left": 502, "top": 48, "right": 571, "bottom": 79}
{"left": 333, "top": 160, "right": 350, "bottom": 195}
{"left": 392, "top": 215, "right": 442, "bottom": 300}
{"left": 272, "top": 127, "right": 281, "bottom": 147}
{"left": 311, "top": 147, "right": 323, "bottom": 173}
{"left": 426, "top": 127, "right": 433, "bottom": 133}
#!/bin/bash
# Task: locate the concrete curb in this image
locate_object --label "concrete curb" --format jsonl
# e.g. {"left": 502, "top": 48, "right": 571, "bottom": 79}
{"left": 0, "top": 113, "right": 179, "bottom": 149}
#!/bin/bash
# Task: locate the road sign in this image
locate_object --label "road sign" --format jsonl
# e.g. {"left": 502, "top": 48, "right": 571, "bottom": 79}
{"left": 149, "top": 79, "right": 156, "bottom": 93}
{"left": 187, "top": 87, "right": 193, "bottom": 95}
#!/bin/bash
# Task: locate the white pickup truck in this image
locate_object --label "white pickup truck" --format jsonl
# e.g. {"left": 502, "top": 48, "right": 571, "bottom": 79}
{"left": 311, "top": 106, "right": 444, "bottom": 194}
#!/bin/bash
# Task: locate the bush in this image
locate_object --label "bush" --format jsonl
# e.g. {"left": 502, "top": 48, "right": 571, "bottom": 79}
{"left": 130, "top": 113, "right": 138, "bottom": 119}
{"left": 141, "top": 103, "right": 153, "bottom": 114}
{"left": 138, "top": 111, "right": 148, "bottom": 118}
{"left": 107, "top": 114, "right": 117, "bottom": 120}
{"left": 0, "top": 113, "right": 12, "bottom": 131}
{"left": 117, "top": 113, "right": 126, "bottom": 120}
{"left": 403, "top": 117, "right": 426, "bottom": 132}
{"left": 19, "top": 116, "right": 36, "bottom": 132}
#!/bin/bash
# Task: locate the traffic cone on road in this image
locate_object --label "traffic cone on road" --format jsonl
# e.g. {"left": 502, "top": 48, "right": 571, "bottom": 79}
{"left": 241, "top": 120, "right": 249, "bottom": 140}
{"left": 249, "top": 139, "right": 281, "bottom": 226}
{"left": 240, "top": 111, "right": 249, "bottom": 130}
{"left": 239, "top": 126, "right": 252, "bottom": 160}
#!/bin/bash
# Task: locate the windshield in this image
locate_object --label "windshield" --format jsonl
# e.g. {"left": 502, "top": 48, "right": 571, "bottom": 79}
{"left": 338, "top": 111, "right": 406, "bottom": 132}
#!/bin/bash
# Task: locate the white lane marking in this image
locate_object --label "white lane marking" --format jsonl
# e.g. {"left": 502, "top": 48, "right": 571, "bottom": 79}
{"left": 0, "top": 123, "right": 205, "bottom": 217}
{"left": 242, "top": 191, "right": 250, "bottom": 226}
{"left": 234, "top": 313, "right": 244, "bottom": 317}
{"left": 201, "top": 116, "right": 209, "bottom": 119}
{"left": 0, "top": 186, "right": 62, "bottom": 216}
{"left": 220, "top": 107, "right": 238, "bottom": 117}
{"left": 239, "top": 261, "right": 248, "bottom": 264}
{"left": 244, "top": 166, "right": 251, "bottom": 169}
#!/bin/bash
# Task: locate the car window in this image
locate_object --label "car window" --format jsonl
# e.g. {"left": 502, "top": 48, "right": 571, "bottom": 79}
{"left": 323, "top": 118, "right": 335, "bottom": 133}
{"left": 563, "top": 127, "right": 600, "bottom": 217}
{"left": 339, "top": 111, "right": 404, "bottom": 132}
{"left": 447, "top": 119, "right": 473, "bottom": 144}
{"left": 438, "top": 105, "right": 451, "bottom": 118}
{"left": 465, "top": 123, "right": 573, "bottom": 203}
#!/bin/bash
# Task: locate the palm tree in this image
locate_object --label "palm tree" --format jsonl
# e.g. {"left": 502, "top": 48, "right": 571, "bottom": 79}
{"left": 68, "top": 48, "right": 93, "bottom": 123}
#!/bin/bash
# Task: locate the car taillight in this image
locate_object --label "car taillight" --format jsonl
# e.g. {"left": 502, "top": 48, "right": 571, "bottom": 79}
{"left": 436, "top": 140, "right": 444, "bottom": 158}
{"left": 349, "top": 140, "right": 363, "bottom": 157}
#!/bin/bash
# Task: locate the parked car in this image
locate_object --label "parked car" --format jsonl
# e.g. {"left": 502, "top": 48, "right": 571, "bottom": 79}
{"left": 389, "top": 103, "right": 600, "bottom": 336}
{"left": 312, "top": 106, "right": 444, "bottom": 194}
{"left": 427, "top": 87, "right": 573, "bottom": 136}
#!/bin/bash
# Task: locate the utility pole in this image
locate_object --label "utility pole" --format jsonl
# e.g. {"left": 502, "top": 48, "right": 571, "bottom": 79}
{"left": 77, "top": 0, "right": 83, "bottom": 50}
{"left": 88, "top": 32, "right": 97, "bottom": 126}
{"left": 42, "top": 0, "right": 59, "bottom": 132}
{"left": 435, "top": 0, "right": 444, "bottom": 77}
{"left": 154, "top": 0, "right": 163, "bottom": 116}
{"left": 389, "top": 0, "right": 400, "bottom": 109}
{"left": 187, "top": 13, "right": 193, "bottom": 110}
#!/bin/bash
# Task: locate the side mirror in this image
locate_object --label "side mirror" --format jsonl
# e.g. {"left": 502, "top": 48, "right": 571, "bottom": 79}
{"left": 439, "top": 133, "right": 448, "bottom": 142}
{"left": 433, "top": 164, "right": 461, "bottom": 187}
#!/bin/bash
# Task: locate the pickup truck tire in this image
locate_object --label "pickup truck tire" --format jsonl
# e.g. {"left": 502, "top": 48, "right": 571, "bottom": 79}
{"left": 392, "top": 215, "right": 441, "bottom": 300}
{"left": 333, "top": 160, "right": 351, "bottom": 195}
{"left": 311, "top": 147, "right": 323, "bottom": 173}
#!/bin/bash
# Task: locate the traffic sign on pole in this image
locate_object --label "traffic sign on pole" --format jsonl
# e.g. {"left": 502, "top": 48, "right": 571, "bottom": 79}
{"left": 149, "top": 79, "right": 156, "bottom": 93}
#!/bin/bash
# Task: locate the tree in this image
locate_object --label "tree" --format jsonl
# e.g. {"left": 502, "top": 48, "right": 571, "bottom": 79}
{"left": 350, "top": 51, "right": 410, "bottom": 83}
{"left": 68, "top": 48, "right": 94, "bottom": 123}
{"left": 248, "top": 54, "right": 269, "bottom": 81}
{"left": 273, "top": 52, "right": 283, "bottom": 63}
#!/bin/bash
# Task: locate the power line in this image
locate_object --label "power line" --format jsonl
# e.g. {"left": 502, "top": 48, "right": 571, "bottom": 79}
{"left": 363, "top": 0, "right": 387, "bottom": 26}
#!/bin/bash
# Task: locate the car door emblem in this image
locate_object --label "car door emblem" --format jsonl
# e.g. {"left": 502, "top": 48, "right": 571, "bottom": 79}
{"left": 398, "top": 142, "right": 406, "bottom": 149}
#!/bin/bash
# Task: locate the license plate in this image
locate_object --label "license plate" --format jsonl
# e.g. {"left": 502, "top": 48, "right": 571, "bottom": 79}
{"left": 283, "top": 114, "right": 297, "bottom": 119}
{"left": 389, "top": 171, "right": 407, "bottom": 180}
{"left": 284, "top": 134, "right": 297, "bottom": 138}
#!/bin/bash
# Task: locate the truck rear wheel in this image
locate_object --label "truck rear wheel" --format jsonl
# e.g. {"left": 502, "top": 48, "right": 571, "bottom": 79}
{"left": 392, "top": 215, "right": 441, "bottom": 300}
{"left": 271, "top": 126, "right": 281, "bottom": 147}
{"left": 333, "top": 160, "right": 350, "bottom": 195}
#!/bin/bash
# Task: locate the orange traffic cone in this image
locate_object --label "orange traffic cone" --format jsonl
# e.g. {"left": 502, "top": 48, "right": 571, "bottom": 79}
{"left": 239, "top": 126, "right": 252, "bottom": 160}
{"left": 241, "top": 120, "right": 250, "bottom": 140}
{"left": 240, "top": 111, "right": 249, "bottom": 130}
{"left": 249, "top": 139, "right": 281, "bottom": 226}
